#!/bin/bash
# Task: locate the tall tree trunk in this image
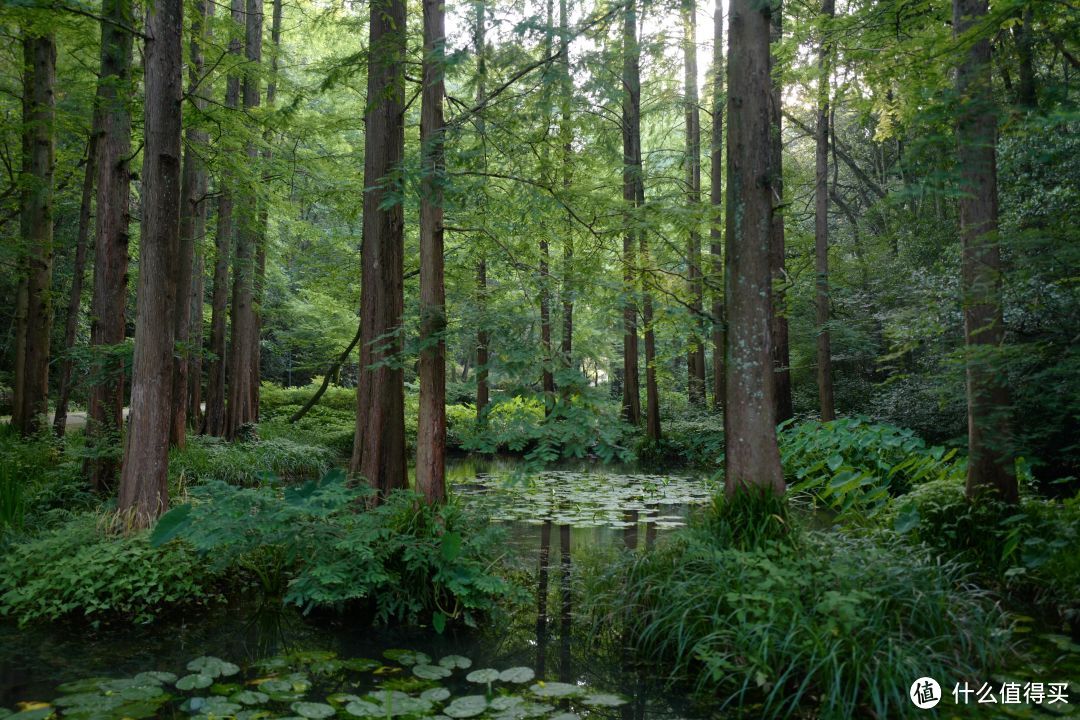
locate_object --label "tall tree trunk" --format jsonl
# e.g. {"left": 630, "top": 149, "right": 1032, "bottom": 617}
{"left": 54, "top": 133, "right": 97, "bottom": 437}
{"left": 203, "top": 0, "right": 244, "bottom": 437}
{"left": 85, "top": 0, "right": 133, "bottom": 491}
{"left": 710, "top": 0, "right": 725, "bottom": 414}
{"left": 768, "top": 4, "right": 793, "bottom": 425}
{"left": 225, "top": 0, "right": 263, "bottom": 439}
{"left": 724, "top": 0, "right": 785, "bottom": 496}
{"left": 683, "top": 0, "right": 706, "bottom": 408}
{"left": 1012, "top": 6, "right": 1037, "bottom": 108}
{"left": 171, "top": 0, "right": 210, "bottom": 448}
{"left": 350, "top": 0, "right": 407, "bottom": 494}
{"left": 12, "top": 31, "right": 56, "bottom": 438}
{"left": 417, "top": 0, "right": 447, "bottom": 505}
{"left": 559, "top": 0, "right": 574, "bottom": 374}
{"left": 955, "top": 0, "right": 1017, "bottom": 503}
{"left": 642, "top": 230, "right": 661, "bottom": 441}
{"left": 473, "top": 0, "right": 490, "bottom": 420}
{"left": 118, "top": 0, "right": 183, "bottom": 527}
{"left": 621, "top": 0, "right": 642, "bottom": 426}
{"left": 815, "top": 0, "right": 835, "bottom": 421}
{"left": 539, "top": 0, "right": 555, "bottom": 408}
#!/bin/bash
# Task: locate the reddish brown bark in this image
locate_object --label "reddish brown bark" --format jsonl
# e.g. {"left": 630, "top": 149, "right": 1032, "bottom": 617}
{"left": 85, "top": 0, "right": 133, "bottom": 491}
{"left": 621, "top": 0, "right": 642, "bottom": 427}
{"left": 724, "top": 0, "right": 784, "bottom": 496}
{"left": 710, "top": 0, "right": 725, "bottom": 414}
{"left": 473, "top": 0, "right": 490, "bottom": 420}
{"left": 12, "top": 32, "right": 56, "bottom": 438}
{"left": 559, "top": 0, "right": 573, "bottom": 373}
{"left": 417, "top": 0, "right": 448, "bottom": 505}
{"left": 118, "top": 0, "right": 184, "bottom": 527}
{"left": 815, "top": 0, "right": 836, "bottom": 422}
{"left": 955, "top": 0, "right": 1017, "bottom": 503}
{"left": 54, "top": 133, "right": 97, "bottom": 437}
{"left": 350, "top": 0, "right": 407, "bottom": 494}
{"left": 684, "top": 0, "right": 706, "bottom": 408}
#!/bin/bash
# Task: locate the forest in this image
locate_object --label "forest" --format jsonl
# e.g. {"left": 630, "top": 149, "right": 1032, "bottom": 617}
{"left": 0, "top": 0, "right": 1078, "bottom": 713}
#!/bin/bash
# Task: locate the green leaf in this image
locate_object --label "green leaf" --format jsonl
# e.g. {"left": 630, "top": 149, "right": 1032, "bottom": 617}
{"left": 149, "top": 504, "right": 192, "bottom": 547}
{"left": 441, "top": 532, "right": 462, "bottom": 562}
{"left": 431, "top": 611, "right": 446, "bottom": 634}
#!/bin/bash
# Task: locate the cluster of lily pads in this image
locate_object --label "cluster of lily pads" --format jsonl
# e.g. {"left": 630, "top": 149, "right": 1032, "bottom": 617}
{"left": 452, "top": 470, "right": 715, "bottom": 528}
{"left": 0, "top": 649, "right": 627, "bottom": 720}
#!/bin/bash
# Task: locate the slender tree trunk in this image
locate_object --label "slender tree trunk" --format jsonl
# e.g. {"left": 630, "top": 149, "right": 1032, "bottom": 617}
{"left": 1012, "top": 7, "right": 1037, "bottom": 109}
{"left": 53, "top": 133, "right": 97, "bottom": 437}
{"left": 621, "top": 0, "right": 642, "bottom": 426}
{"left": 85, "top": 0, "right": 133, "bottom": 491}
{"left": 815, "top": 0, "right": 835, "bottom": 421}
{"left": 171, "top": 0, "right": 210, "bottom": 448}
{"left": 559, "top": 0, "right": 574, "bottom": 374}
{"left": 12, "top": 31, "right": 56, "bottom": 438}
{"left": 683, "top": 0, "right": 706, "bottom": 408}
{"left": 710, "top": 0, "right": 725, "bottom": 414}
{"left": 955, "top": 0, "right": 1017, "bottom": 503}
{"left": 350, "top": 0, "right": 407, "bottom": 494}
{"left": 225, "top": 0, "right": 263, "bottom": 439}
{"left": 118, "top": 0, "right": 183, "bottom": 527}
{"left": 473, "top": 0, "right": 490, "bottom": 420}
{"left": 203, "top": 0, "right": 243, "bottom": 437}
{"left": 642, "top": 231, "right": 661, "bottom": 441}
{"left": 417, "top": 0, "right": 447, "bottom": 505}
{"left": 539, "top": 0, "right": 555, "bottom": 408}
{"left": 768, "top": 5, "right": 793, "bottom": 425}
{"left": 724, "top": 0, "right": 784, "bottom": 496}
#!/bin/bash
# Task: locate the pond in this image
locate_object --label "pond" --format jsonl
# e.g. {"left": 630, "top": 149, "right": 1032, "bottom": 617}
{"left": 0, "top": 460, "right": 717, "bottom": 719}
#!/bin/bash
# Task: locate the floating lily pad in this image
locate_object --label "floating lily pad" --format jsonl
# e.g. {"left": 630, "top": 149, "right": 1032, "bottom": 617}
{"left": 412, "top": 664, "right": 452, "bottom": 680}
{"left": 550, "top": 714, "right": 580, "bottom": 720}
{"left": 437, "top": 655, "right": 472, "bottom": 670}
{"left": 55, "top": 679, "right": 112, "bottom": 695}
{"left": 528, "top": 682, "right": 581, "bottom": 698}
{"left": 443, "top": 695, "right": 487, "bottom": 718}
{"left": 582, "top": 693, "right": 628, "bottom": 707}
{"left": 343, "top": 701, "right": 382, "bottom": 718}
{"left": 420, "top": 687, "right": 451, "bottom": 703}
{"left": 6, "top": 709, "right": 51, "bottom": 720}
{"left": 382, "top": 649, "right": 430, "bottom": 667}
{"left": 465, "top": 668, "right": 499, "bottom": 684}
{"left": 133, "top": 671, "right": 177, "bottom": 686}
{"left": 291, "top": 701, "right": 336, "bottom": 718}
{"left": 489, "top": 696, "right": 524, "bottom": 711}
{"left": 176, "top": 674, "right": 213, "bottom": 691}
{"left": 112, "top": 699, "right": 164, "bottom": 719}
{"left": 236, "top": 710, "right": 272, "bottom": 720}
{"left": 232, "top": 691, "right": 270, "bottom": 705}
{"left": 498, "top": 667, "right": 535, "bottom": 684}
{"left": 187, "top": 657, "right": 240, "bottom": 679}
{"left": 326, "top": 694, "right": 362, "bottom": 706}
{"left": 119, "top": 685, "right": 165, "bottom": 701}
{"left": 257, "top": 679, "right": 292, "bottom": 694}
{"left": 341, "top": 659, "right": 380, "bottom": 673}
{"left": 310, "top": 660, "right": 343, "bottom": 676}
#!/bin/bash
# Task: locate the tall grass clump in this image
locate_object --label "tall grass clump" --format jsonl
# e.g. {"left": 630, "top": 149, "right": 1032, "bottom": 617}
{"left": 581, "top": 495, "right": 1012, "bottom": 718}
{"left": 170, "top": 435, "right": 334, "bottom": 486}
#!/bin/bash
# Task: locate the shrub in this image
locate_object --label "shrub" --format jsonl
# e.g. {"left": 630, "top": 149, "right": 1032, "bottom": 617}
{"left": 0, "top": 424, "right": 94, "bottom": 534}
{"left": 581, "top": 506, "right": 1011, "bottom": 718}
{"left": 635, "top": 415, "right": 724, "bottom": 470}
{"left": 170, "top": 435, "right": 335, "bottom": 486}
{"left": 0, "top": 515, "right": 219, "bottom": 626}
{"left": 151, "top": 471, "right": 520, "bottom": 627}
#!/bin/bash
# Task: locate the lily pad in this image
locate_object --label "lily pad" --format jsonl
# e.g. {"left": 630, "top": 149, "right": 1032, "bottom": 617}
{"left": 443, "top": 695, "right": 487, "bottom": 718}
{"left": 465, "top": 668, "right": 500, "bottom": 684}
{"left": 343, "top": 701, "right": 382, "bottom": 718}
{"left": 119, "top": 686, "right": 165, "bottom": 701}
{"left": 528, "top": 682, "right": 581, "bottom": 698}
{"left": 257, "top": 679, "right": 293, "bottom": 694}
{"left": 498, "top": 667, "right": 535, "bottom": 684}
{"left": 550, "top": 715, "right": 580, "bottom": 720}
{"left": 6, "top": 710, "right": 51, "bottom": 720}
{"left": 420, "top": 687, "right": 451, "bottom": 703}
{"left": 437, "top": 655, "right": 472, "bottom": 670}
{"left": 582, "top": 693, "right": 628, "bottom": 707}
{"left": 291, "top": 702, "right": 336, "bottom": 719}
{"left": 382, "top": 649, "right": 430, "bottom": 667}
{"left": 412, "top": 664, "right": 452, "bottom": 680}
{"left": 232, "top": 691, "right": 270, "bottom": 705}
{"left": 489, "top": 696, "right": 524, "bottom": 711}
{"left": 341, "top": 658, "right": 380, "bottom": 673}
{"left": 176, "top": 674, "right": 214, "bottom": 691}
{"left": 187, "top": 656, "right": 240, "bottom": 678}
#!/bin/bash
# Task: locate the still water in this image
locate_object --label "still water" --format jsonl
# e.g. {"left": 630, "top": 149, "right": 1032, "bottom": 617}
{"left": 0, "top": 459, "right": 716, "bottom": 717}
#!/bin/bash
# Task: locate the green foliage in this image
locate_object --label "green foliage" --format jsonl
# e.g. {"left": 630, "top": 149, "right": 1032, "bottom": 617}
{"left": 581, "top": 514, "right": 1010, "bottom": 718}
{"left": 170, "top": 434, "right": 335, "bottom": 486}
{"left": 0, "top": 515, "right": 219, "bottom": 626}
{"left": 0, "top": 424, "right": 95, "bottom": 534}
{"left": 151, "top": 470, "right": 519, "bottom": 626}
{"left": 635, "top": 415, "right": 724, "bottom": 469}
{"left": 781, "top": 417, "right": 964, "bottom": 517}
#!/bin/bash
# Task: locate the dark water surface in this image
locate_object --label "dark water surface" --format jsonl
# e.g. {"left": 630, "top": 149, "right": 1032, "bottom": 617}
{"left": 0, "top": 460, "right": 716, "bottom": 717}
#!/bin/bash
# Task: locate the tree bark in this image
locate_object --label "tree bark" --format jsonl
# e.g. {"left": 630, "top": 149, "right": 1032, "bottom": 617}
{"left": 53, "top": 133, "right": 97, "bottom": 437}
{"left": 225, "top": 0, "right": 263, "bottom": 439}
{"left": 473, "top": 0, "right": 490, "bottom": 420}
{"left": 350, "top": 0, "right": 407, "bottom": 495}
{"left": 621, "top": 0, "right": 642, "bottom": 426}
{"left": 539, "top": 0, "right": 556, "bottom": 408}
{"left": 683, "top": 0, "right": 706, "bottom": 408}
{"left": 815, "top": 0, "right": 836, "bottom": 422}
{"left": 417, "top": 0, "right": 447, "bottom": 505}
{"left": 710, "top": 0, "right": 725, "bottom": 414}
{"left": 724, "top": 0, "right": 785, "bottom": 496}
{"left": 768, "top": 4, "right": 793, "bottom": 425}
{"left": 559, "top": 0, "right": 574, "bottom": 375}
{"left": 12, "top": 31, "right": 56, "bottom": 438}
{"left": 171, "top": 0, "right": 210, "bottom": 448}
{"left": 85, "top": 0, "right": 133, "bottom": 491}
{"left": 955, "top": 0, "right": 1017, "bottom": 503}
{"left": 203, "top": 0, "right": 244, "bottom": 437}
{"left": 118, "top": 0, "right": 183, "bottom": 527}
